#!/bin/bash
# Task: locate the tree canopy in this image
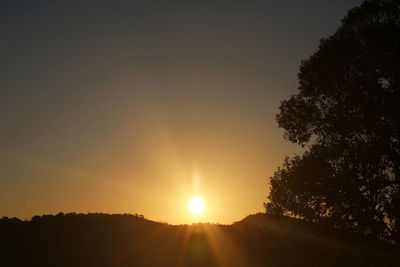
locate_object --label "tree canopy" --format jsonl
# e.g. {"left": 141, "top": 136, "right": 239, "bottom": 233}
{"left": 266, "top": 0, "right": 400, "bottom": 244}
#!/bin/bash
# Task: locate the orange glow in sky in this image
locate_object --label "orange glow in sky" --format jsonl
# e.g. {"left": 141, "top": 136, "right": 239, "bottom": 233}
{"left": 0, "top": 1, "right": 359, "bottom": 225}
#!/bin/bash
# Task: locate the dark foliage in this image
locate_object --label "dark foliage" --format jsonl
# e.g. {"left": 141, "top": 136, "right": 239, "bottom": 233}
{"left": 266, "top": 0, "right": 400, "bottom": 244}
{"left": 0, "top": 213, "right": 398, "bottom": 266}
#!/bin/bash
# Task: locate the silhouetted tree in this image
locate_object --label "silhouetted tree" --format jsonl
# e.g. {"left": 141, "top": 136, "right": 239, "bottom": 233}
{"left": 266, "top": 0, "right": 400, "bottom": 244}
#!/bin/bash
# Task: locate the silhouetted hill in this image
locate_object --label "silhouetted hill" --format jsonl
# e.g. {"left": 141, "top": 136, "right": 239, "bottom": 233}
{"left": 1, "top": 213, "right": 398, "bottom": 266}
{"left": 233, "top": 213, "right": 399, "bottom": 266}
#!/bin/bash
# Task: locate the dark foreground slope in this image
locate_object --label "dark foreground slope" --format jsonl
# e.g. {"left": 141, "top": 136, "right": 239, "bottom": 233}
{"left": 1, "top": 213, "right": 398, "bottom": 267}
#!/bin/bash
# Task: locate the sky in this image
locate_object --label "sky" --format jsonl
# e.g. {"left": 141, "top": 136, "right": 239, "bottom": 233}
{"left": 0, "top": 0, "right": 362, "bottom": 224}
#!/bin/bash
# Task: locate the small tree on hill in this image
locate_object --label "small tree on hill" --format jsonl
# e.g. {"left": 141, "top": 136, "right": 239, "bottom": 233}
{"left": 266, "top": 0, "right": 400, "bottom": 244}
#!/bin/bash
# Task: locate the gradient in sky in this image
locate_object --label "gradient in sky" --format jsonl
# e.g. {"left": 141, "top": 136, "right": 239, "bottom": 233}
{"left": 0, "top": 0, "right": 362, "bottom": 224}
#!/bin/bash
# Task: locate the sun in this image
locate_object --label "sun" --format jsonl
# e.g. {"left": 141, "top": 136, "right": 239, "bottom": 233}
{"left": 188, "top": 197, "right": 205, "bottom": 215}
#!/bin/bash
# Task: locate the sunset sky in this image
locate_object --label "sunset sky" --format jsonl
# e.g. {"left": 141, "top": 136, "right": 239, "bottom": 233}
{"left": 0, "top": 0, "right": 361, "bottom": 224}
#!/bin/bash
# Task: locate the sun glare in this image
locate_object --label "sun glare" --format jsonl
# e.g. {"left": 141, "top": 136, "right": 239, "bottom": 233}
{"left": 188, "top": 197, "right": 205, "bottom": 215}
